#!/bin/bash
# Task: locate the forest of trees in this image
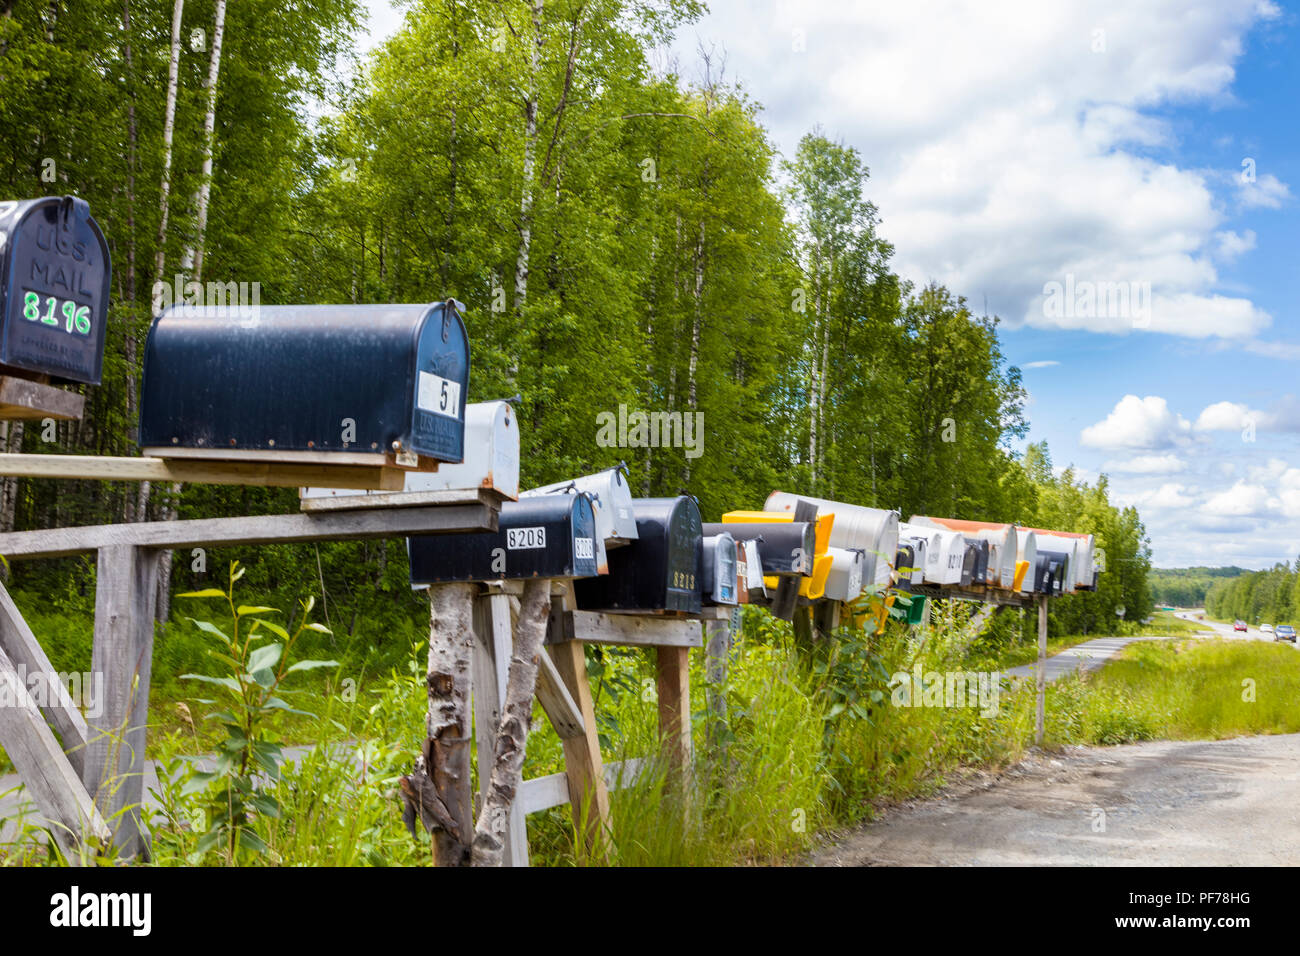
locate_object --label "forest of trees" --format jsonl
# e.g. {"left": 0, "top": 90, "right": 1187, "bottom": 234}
{"left": 1150, "top": 567, "right": 1248, "bottom": 609}
{"left": 1207, "top": 565, "right": 1300, "bottom": 625}
{"left": 0, "top": 0, "right": 1152, "bottom": 635}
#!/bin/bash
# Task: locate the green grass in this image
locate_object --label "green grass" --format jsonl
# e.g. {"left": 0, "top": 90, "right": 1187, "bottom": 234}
{"left": 1045, "top": 637, "right": 1300, "bottom": 745}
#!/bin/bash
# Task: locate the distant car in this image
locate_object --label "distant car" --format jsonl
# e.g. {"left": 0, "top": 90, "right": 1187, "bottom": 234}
{"left": 1275, "top": 625, "right": 1296, "bottom": 643}
{"left": 1234, "top": 620, "right": 1248, "bottom": 632}
{"left": 1262, "top": 624, "right": 1275, "bottom": 635}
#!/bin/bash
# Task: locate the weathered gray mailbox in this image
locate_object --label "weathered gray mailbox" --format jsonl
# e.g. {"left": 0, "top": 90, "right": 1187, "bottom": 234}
{"left": 702, "top": 531, "right": 739, "bottom": 606}
{"left": 408, "top": 492, "right": 599, "bottom": 584}
{"left": 140, "top": 301, "right": 470, "bottom": 467}
{"left": 704, "top": 521, "right": 814, "bottom": 577}
{"left": 575, "top": 496, "right": 703, "bottom": 614}
{"left": 0, "top": 196, "right": 110, "bottom": 384}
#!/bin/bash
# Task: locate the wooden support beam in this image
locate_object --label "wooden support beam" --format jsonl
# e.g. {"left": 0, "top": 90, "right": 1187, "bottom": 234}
{"left": 83, "top": 544, "right": 158, "bottom": 859}
{"left": 519, "top": 758, "right": 647, "bottom": 816}
{"left": 704, "top": 618, "right": 730, "bottom": 752}
{"left": 0, "top": 501, "right": 498, "bottom": 559}
{"left": 655, "top": 646, "right": 692, "bottom": 785}
{"left": 299, "top": 487, "right": 508, "bottom": 513}
{"left": 0, "top": 453, "right": 407, "bottom": 490}
{"left": 534, "top": 644, "right": 586, "bottom": 739}
{"left": 0, "top": 643, "right": 109, "bottom": 858}
{"left": 545, "top": 638, "right": 611, "bottom": 861}
{"left": 546, "top": 609, "right": 702, "bottom": 649}
{"left": 0, "top": 376, "right": 85, "bottom": 421}
{"left": 0, "top": 580, "right": 89, "bottom": 776}
{"left": 1035, "top": 595, "right": 1048, "bottom": 746}
{"left": 471, "top": 591, "right": 528, "bottom": 867}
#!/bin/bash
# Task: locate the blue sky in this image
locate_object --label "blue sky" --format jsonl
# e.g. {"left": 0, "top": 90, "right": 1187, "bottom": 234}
{"left": 362, "top": 0, "right": 1298, "bottom": 569}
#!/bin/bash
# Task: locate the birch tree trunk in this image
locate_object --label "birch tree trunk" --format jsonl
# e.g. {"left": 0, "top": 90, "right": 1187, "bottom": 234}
{"left": 153, "top": 0, "right": 183, "bottom": 283}
{"left": 182, "top": 0, "right": 226, "bottom": 279}
{"left": 121, "top": 0, "right": 141, "bottom": 522}
{"left": 511, "top": 0, "right": 544, "bottom": 319}
{"left": 399, "top": 583, "right": 476, "bottom": 866}
{"left": 470, "top": 578, "right": 551, "bottom": 866}
{"left": 161, "top": 0, "right": 224, "bottom": 622}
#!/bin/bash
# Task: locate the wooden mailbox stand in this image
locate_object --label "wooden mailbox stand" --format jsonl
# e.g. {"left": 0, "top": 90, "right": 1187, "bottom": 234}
{"left": 0, "top": 489, "right": 501, "bottom": 860}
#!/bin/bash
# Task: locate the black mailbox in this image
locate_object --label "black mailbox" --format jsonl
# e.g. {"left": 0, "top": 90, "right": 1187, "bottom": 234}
{"left": 408, "top": 493, "right": 599, "bottom": 584}
{"left": 139, "top": 301, "right": 470, "bottom": 464}
{"left": 1034, "top": 551, "right": 1068, "bottom": 595}
{"left": 702, "top": 532, "right": 739, "bottom": 606}
{"left": 894, "top": 543, "right": 915, "bottom": 582}
{"left": 575, "top": 496, "right": 702, "bottom": 614}
{"left": 0, "top": 196, "right": 110, "bottom": 384}
{"left": 704, "top": 521, "right": 814, "bottom": 576}
{"left": 971, "top": 539, "right": 990, "bottom": 584}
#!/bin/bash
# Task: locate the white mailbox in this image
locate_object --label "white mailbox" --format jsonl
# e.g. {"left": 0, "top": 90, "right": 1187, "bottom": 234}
{"left": 911, "top": 517, "right": 1018, "bottom": 590}
{"left": 301, "top": 400, "right": 519, "bottom": 502}
{"left": 900, "top": 521, "right": 965, "bottom": 586}
{"left": 1024, "top": 530, "right": 1086, "bottom": 590}
{"left": 823, "top": 547, "right": 866, "bottom": 602}
{"left": 524, "top": 464, "right": 639, "bottom": 543}
{"left": 764, "top": 492, "right": 899, "bottom": 590}
{"left": 897, "top": 530, "right": 937, "bottom": 586}
{"left": 1015, "top": 529, "right": 1039, "bottom": 593}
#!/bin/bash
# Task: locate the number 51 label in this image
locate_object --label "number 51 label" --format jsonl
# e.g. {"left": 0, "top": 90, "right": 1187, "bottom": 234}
{"left": 418, "top": 371, "right": 461, "bottom": 419}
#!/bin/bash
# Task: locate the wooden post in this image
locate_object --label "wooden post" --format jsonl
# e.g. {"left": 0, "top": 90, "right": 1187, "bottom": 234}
{"left": 83, "top": 544, "right": 159, "bottom": 859}
{"left": 704, "top": 618, "right": 730, "bottom": 751}
{"left": 546, "top": 636, "right": 611, "bottom": 860}
{"left": 471, "top": 588, "right": 528, "bottom": 867}
{"left": 1035, "top": 595, "right": 1048, "bottom": 746}
{"left": 0, "top": 643, "right": 109, "bottom": 858}
{"left": 399, "top": 582, "right": 476, "bottom": 866}
{"left": 655, "top": 645, "right": 692, "bottom": 783}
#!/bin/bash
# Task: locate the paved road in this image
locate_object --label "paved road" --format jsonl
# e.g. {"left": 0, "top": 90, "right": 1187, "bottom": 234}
{"left": 1004, "top": 636, "right": 1164, "bottom": 683}
{"left": 814, "top": 733, "right": 1300, "bottom": 866}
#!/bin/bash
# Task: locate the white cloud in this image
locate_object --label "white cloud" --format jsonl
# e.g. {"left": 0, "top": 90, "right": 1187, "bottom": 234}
{"left": 1203, "top": 480, "right": 1276, "bottom": 517}
{"left": 1104, "top": 453, "right": 1187, "bottom": 474}
{"left": 1195, "top": 400, "right": 1265, "bottom": 431}
{"left": 1022, "top": 360, "right": 1060, "bottom": 369}
{"left": 675, "top": 0, "right": 1282, "bottom": 341}
{"left": 1081, "top": 395, "right": 1193, "bottom": 450}
{"left": 1130, "top": 482, "right": 1197, "bottom": 510}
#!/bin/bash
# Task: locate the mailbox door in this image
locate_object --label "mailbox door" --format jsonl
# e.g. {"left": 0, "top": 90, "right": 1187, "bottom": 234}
{"left": 702, "top": 533, "right": 738, "bottom": 605}
{"left": 0, "top": 197, "right": 110, "bottom": 384}
{"left": 408, "top": 493, "right": 598, "bottom": 583}
{"left": 894, "top": 544, "right": 915, "bottom": 586}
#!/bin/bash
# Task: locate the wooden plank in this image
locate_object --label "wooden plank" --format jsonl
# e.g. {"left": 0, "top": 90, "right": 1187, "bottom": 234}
{"left": 519, "top": 758, "right": 647, "bottom": 816}
{"left": 0, "top": 376, "right": 84, "bottom": 421}
{"left": 546, "top": 609, "right": 703, "bottom": 649}
{"left": 471, "top": 590, "right": 528, "bottom": 867}
{"left": 656, "top": 646, "right": 692, "bottom": 783}
{"left": 0, "top": 453, "right": 407, "bottom": 491}
{"left": 0, "top": 502, "right": 498, "bottom": 559}
{"left": 0, "top": 642, "right": 109, "bottom": 856}
{"left": 82, "top": 545, "right": 158, "bottom": 859}
{"left": 902, "top": 583, "right": 1032, "bottom": 609}
{"left": 299, "top": 487, "right": 504, "bottom": 513}
{"left": 144, "top": 446, "right": 399, "bottom": 467}
{"left": 546, "top": 638, "right": 611, "bottom": 859}
{"left": 0, "top": 579, "right": 89, "bottom": 775}
{"left": 534, "top": 644, "right": 585, "bottom": 739}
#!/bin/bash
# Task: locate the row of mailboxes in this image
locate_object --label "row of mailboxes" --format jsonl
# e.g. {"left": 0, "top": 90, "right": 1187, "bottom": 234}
{"left": 140, "top": 302, "right": 471, "bottom": 468}
{"left": 0, "top": 196, "right": 112, "bottom": 386}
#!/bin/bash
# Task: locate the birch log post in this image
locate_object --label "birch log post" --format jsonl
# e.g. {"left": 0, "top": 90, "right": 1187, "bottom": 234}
{"left": 470, "top": 578, "right": 551, "bottom": 866}
{"left": 399, "top": 582, "right": 476, "bottom": 866}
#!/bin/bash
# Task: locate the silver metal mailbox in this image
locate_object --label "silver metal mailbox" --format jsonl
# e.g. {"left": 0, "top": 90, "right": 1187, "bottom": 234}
{"left": 1016, "top": 529, "right": 1039, "bottom": 593}
{"left": 524, "top": 464, "right": 639, "bottom": 544}
{"left": 900, "top": 521, "right": 964, "bottom": 586}
{"left": 301, "top": 400, "right": 519, "bottom": 501}
{"left": 764, "top": 492, "right": 899, "bottom": 589}
{"left": 823, "top": 547, "right": 866, "bottom": 602}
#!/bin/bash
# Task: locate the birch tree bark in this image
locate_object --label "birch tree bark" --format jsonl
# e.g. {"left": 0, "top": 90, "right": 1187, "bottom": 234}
{"left": 470, "top": 578, "right": 551, "bottom": 866}
{"left": 152, "top": 0, "right": 184, "bottom": 283}
{"left": 399, "top": 582, "right": 476, "bottom": 866}
{"left": 511, "top": 0, "right": 545, "bottom": 318}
